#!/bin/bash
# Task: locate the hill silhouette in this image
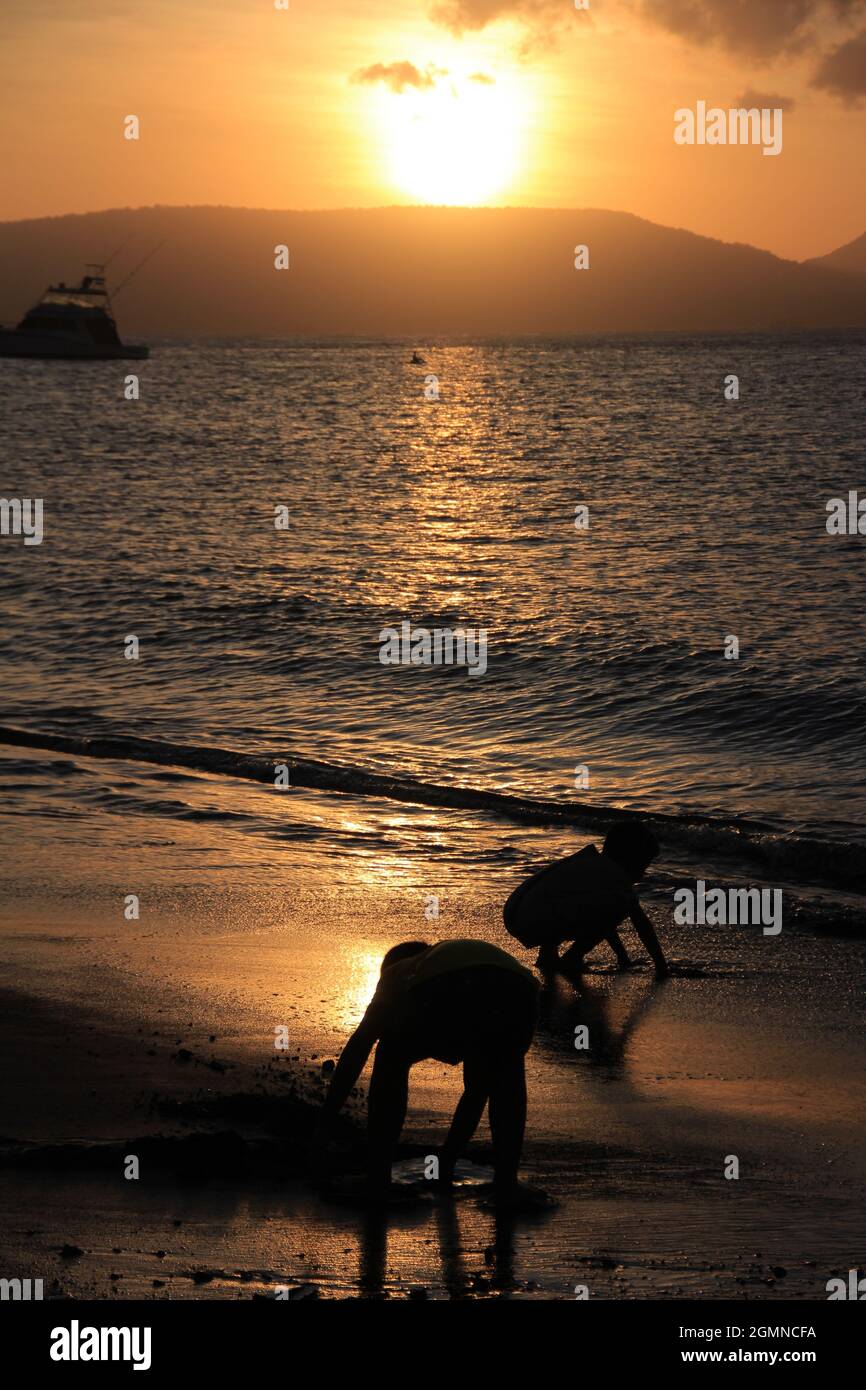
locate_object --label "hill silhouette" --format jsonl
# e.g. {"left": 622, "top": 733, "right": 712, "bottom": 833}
{"left": 1, "top": 205, "right": 865, "bottom": 337}
{"left": 810, "top": 231, "right": 866, "bottom": 278}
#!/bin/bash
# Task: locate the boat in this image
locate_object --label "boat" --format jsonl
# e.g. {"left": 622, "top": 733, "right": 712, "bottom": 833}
{"left": 0, "top": 265, "right": 149, "bottom": 360}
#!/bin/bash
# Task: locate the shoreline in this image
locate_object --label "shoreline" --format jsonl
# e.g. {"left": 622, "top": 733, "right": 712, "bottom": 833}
{"left": 1, "top": 726, "right": 863, "bottom": 897}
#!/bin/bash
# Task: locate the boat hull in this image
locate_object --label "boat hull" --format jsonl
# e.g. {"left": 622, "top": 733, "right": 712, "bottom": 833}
{"left": 0, "top": 331, "right": 149, "bottom": 360}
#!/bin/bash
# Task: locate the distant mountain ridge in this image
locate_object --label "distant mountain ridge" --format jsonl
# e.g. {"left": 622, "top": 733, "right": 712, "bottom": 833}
{"left": 809, "top": 231, "right": 866, "bottom": 278}
{"left": 0, "top": 205, "right": 865, "bottom": 337}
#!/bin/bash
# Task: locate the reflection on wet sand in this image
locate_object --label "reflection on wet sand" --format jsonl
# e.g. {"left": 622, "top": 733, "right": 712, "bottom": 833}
{"left": 356, "top": 1196, "right": 531, "bottom": 1299}
{"left": 536, "top": 970, "right": 662, "bottom": 1073}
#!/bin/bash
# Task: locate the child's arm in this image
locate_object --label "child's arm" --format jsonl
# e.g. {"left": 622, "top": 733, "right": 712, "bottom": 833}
{"left": 310, "top": 1003, "right": 385, "bottom": 1157}
{"left": 320, "top": 1016, "right": 379, "bottom": 1119}
{"left": 629, "top": 904, "right": 669, "bottom": 976}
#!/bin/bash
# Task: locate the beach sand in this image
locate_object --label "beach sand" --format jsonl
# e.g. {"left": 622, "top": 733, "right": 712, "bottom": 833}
{"left": 2, "top": 845, "right": 865, "bottom": 1301}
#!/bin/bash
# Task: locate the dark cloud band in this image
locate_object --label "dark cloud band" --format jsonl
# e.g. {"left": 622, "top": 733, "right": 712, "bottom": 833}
{"left": 813, "top": 28, "right": 866, "bottom": 97}
{"left": 351, "top": 61, "right": 445, "bottom": 93}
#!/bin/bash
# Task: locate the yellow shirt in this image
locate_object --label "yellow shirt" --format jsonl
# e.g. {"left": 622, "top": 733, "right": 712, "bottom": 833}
{"left": 407, "top": 939, "right": 536, "bottom": 989}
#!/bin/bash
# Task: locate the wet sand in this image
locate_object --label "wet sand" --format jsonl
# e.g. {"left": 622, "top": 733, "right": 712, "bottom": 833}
{"left": 1, "top": 876, "right": 865, "bottom": 1300}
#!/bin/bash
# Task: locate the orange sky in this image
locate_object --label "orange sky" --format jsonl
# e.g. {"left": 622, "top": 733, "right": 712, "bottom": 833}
{"left": 1, "top": 0, "right": 865, "bottom": 259}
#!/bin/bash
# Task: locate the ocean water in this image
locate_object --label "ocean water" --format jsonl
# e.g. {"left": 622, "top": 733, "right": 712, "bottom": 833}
{"left": 1, "top": 334, "right": 865, "bottom": 905}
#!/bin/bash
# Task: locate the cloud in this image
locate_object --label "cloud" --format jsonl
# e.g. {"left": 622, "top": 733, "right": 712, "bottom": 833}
{"left": 430, "top": 0, "right": 591, "bottom": 59}
{"left": 735, "top": 91, "right": 796, "bottom": 111}
{"left": 638, "top": 0, "right": 866, "bottom": 59}
{"left": 351, "top": 61, "right": 446, "bottom": 93}
{"left": 431, "top": 0, "right": 558, "bottom": 31}
{"left": 427, "top": 0, "right": 866, "bottom": 99}
{"left": 813, "top": 27, "right": 866, "bottom": 98}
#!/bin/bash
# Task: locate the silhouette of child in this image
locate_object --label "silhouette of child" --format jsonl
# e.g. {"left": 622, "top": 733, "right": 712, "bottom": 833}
{"left": 311, "top": 939, "right": 539, "bottom": 1205}
{"left": 503, "top": 823, "right": 669, "bottom": 977}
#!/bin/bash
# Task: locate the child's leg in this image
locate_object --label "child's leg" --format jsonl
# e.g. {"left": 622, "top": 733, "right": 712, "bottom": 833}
{"left": 534, "top": 940, "right": 561, "bottom": 971}
{"left": 605, "top": 929, "right": 631, "bottom": 968}
{"left": 559, "top": 931, "right": 629, "bottom": 973}
{"left": 516, "top": 917, "right": 575, "bottom": 971}
{"left": 439, "top": 1055, "right": 490, "bottom": 1182}
{"left": 488, "top": 1052, "right": 527, "bottom": 1196}
{"left": 485, "top": 978, "right": 536, "bottom": 1194}
{"left": 526, "top": 897, "right": 611, "bottom": 970}
{"left": 557, "top": 923, "right": 604, "bottom": 973}
{"left": 366, "top": 1040, "right": 410, "bottom": 1196}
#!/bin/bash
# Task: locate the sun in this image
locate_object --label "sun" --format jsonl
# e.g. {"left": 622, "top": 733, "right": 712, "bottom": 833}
{"left": 376, "top": 72, "right": 525, "bottom": 206}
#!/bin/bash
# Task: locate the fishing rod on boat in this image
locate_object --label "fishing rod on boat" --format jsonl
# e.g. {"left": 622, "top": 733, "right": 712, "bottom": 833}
{"left": 103, "top": 239, "right": 131, "bottom": 272}
{"left": 111, "top": 242, "right": 164, "bottom": 299}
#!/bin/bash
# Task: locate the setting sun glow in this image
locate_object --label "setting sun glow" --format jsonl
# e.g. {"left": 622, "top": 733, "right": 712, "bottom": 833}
{"left": 374, "top": 72, "right": 526, "bottom": 206}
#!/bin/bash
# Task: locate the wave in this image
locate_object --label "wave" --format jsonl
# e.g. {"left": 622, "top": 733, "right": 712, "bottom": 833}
{"left": 1, "top": 723, "right": 864, "bottom": 893}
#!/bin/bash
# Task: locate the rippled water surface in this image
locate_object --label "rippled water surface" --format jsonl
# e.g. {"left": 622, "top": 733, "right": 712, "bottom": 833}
{"left": 2, "top": 334, "right": 865, "bottom": 887}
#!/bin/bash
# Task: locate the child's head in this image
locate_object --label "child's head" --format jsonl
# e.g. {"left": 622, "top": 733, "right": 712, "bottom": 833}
{"left": 380, "top": 941, "right": 430, "bottom": 974}
{"left": 602, "top": 823, "right": 659, "bottom": 882}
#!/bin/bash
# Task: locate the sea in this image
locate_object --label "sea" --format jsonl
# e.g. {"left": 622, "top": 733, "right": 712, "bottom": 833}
{"left": 2, "top": 333, "right": 865, "bottom": 922}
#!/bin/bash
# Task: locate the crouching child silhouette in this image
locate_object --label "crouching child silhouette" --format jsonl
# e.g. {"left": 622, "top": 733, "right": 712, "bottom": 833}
{"left": 503, "top": 823, "right": 669, "bottom": 977}
{"left": 311, "top": 939, "right": 540, "bottom": 1205}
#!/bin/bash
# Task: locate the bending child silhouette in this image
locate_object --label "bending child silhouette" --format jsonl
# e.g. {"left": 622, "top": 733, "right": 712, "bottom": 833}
{"left": 503, "top": 823, "right": 669, "bottom": 977}
{"left": 311, "top": 939, "right": 539, "bottom": 1205}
